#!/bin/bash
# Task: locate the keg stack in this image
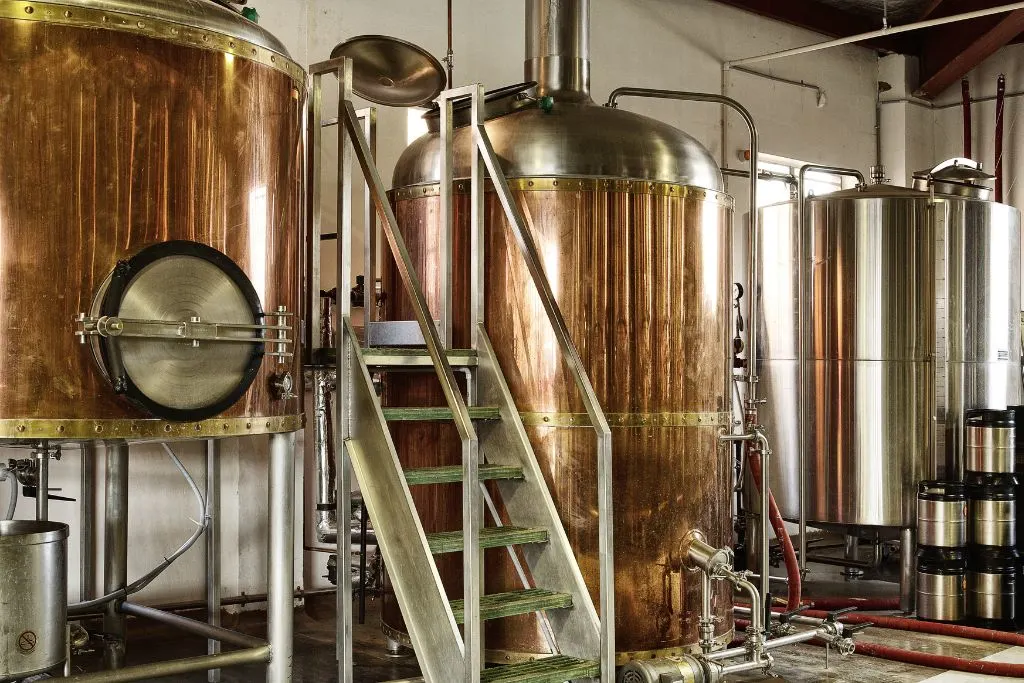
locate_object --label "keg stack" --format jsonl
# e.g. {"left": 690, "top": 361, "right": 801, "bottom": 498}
{"left": 916, "top": 481, "right": 968, "bottom": 622}
{"left": 964, "top": 409, "right": 1019, "bottom": 629}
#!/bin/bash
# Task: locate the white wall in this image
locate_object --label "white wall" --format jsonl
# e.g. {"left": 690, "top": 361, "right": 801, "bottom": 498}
{"left": 2, "top": 1, "right": 885, "bottom": 609}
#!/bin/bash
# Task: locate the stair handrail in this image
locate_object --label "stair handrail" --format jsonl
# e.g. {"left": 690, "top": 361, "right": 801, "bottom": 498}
{"left": 467, "top": 114, "right": 616, "bottom": 680}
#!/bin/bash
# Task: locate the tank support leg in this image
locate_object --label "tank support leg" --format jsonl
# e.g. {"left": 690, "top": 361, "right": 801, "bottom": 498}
{"left": 267, "top": 431, "right": 295, "bottom": 683}
{"left": 103, "top": 441, "right": 129, "bottom": 670}
{"left": 842, "top": 533, "right": 863, "bottom": 579}
{"left": 207, "top": 439, "right": 222, "bottom": 683}
{"left": 900, "top": 527, "right": 916, "bottom": 613}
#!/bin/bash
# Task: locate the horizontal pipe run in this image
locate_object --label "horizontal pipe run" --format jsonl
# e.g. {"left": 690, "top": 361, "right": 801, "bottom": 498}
{"left": 880, "top": 90, "right": 1024, "bottom": 110}
{"left": 725, "top": 2, "right": 1024, "bottom": 66}
{"left": 72, "top": 588, "right": 338, "bottom": 620}
{"left": 803, "top": 554, "right": 877, "bottom": 570}
{"left": 118, "top": 603, "right": 267, "bottom": 650}
{"left": 62, "top": 646, "right": 271, "bottom": 682}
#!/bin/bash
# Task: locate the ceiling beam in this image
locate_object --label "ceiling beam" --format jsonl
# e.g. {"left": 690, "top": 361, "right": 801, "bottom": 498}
{"left": 918, "top": 0, "right": 946, "bottom": 20}
{"left": 916, "top": 7, "right": 1024, "bottom": 98}
{"left": 710, "top": 0, "right": 912, "bottom": 54}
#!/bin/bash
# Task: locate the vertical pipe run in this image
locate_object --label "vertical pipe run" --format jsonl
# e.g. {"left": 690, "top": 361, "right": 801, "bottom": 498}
{"left": 36, "top": 443, "right": 49, "bottom": 521}
{"left": 900, "top": 527, "right": 916, "bottom": 613}
{"left": 995, "top": 74, "right": 1006, "bottom": 203}
{"left": 525, "top": 0, "right": 591, "bottom": 100}
{"left": 962, "top": 79, "right": 973, "bottom": 159}
{"left": 267, "top": 432, "right": 296, "bottom": 683}
{"left": 206, "top": 440, "right": 222, "bottom": 683}
{"left": 103, "top": 441, "right": 129, "bottom": 671}
{"left": 81, "top": 442, "right": 97, "bottom": 601}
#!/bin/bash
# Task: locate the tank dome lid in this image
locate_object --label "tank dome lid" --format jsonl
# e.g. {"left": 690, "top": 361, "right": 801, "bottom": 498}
{"left": 50, "top": 0, "right": 292, "bottom": 58}
{"left": 912, "top": 158, "right": 993, "bottom": 199}
{"left": 809, "top": 184, "right": 929, "bottom": 200}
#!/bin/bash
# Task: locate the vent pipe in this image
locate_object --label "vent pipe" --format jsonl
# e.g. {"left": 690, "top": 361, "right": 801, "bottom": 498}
{"left": 525, "top": 0, "right": 590, "bottom": 102}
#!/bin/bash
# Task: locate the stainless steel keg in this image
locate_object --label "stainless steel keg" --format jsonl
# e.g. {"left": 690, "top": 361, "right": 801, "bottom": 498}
{"left": 0, "top": 521, "right": 68, "bottom": 682}
{"left": 917, "top": 547, "right": 967, "bottom": 623}
{"left": 965, "top": 410, "right": 1016, "bottom": 475}
{"left": 967, "top": 547, "right": 1019, "bottom": 629}
{"left": 968, "top": 474, "right": 1017, "bottom": 548}
{"left": 918, "top": 481, "right": 967, "bottom": 548}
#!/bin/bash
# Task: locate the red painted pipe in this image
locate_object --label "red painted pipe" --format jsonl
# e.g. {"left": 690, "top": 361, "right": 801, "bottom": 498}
{"left": 747, "top": 449, "right": 801, "bottom": 611}
{"left": 996, "top": 73, "right": 1006, "bottom": 203}
{"left": 963, "top": 79, "right": 973, "bottom": 159}
{"left": 797, "top": 609, "right": 1024, "bottom": 647}
{"left": 737, "top": 617, "right": 1024, "bottom": 677}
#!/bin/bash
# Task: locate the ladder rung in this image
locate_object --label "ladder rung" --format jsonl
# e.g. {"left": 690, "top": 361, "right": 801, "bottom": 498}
{"left": 451, "top": 588, "right": 572, "bottom": 624}
{"left": 405, "top": 464, "right": 524, "bottom": 486}
{"left": 363, "top": 347, "right": 477, "bottom": 367}
{"left": 479, "top": 656, "right": 601, "bottom": 683}
{"left": 426, "top": 526, "right": 548, "bottom": 554}
{"left": 382, "top": 406, "right": 500, "bottom": 421}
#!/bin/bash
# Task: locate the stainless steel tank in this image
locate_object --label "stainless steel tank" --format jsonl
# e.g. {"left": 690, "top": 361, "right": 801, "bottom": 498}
{"left": 383, "top": 0, "right": 734, "bottom": 663}
{"left": 0, "top": 0, "right": 304, "bottom": 439}
{"left": 757, "top": 159, "right": 1021, "bottom": 530}
{"left": 0, "top": 521, "right": 68, "bottom": 682}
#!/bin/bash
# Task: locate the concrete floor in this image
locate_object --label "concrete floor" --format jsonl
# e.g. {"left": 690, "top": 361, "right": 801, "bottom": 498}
{"left": 68, "top": 544, "right": 1024, "bottom": 682}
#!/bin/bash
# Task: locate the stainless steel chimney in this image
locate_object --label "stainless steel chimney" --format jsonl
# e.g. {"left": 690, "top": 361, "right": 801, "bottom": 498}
{"left": 525, "top": 0, "right": 590, "bottom": 101}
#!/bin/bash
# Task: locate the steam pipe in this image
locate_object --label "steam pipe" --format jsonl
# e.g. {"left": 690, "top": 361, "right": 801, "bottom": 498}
{"left": 996, "top": 74, "right": 1006, "bottom": 203}
{"left": 313, "top": 367, "right": 338, "bottom": 543}
{"left": 725, "top": 2, "right": 1024, "bottom": 67}
{"left": 525, "top": 0, "right": 590, "bottom": 101}
{"left": 962, "top": 79, "right": 972, "bottom": 159}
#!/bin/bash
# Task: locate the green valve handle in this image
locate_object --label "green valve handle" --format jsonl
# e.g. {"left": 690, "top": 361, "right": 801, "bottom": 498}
{"left": 539, "top": 96, "right": 554, "bottom": 113}
{"left": 241, "top": 6, "right": 259, "bottom": 22}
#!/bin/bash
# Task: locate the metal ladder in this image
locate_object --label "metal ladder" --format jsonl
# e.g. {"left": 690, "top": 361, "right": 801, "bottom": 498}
{"left": 308, "top": 59, "right": 614, "bottom": 683}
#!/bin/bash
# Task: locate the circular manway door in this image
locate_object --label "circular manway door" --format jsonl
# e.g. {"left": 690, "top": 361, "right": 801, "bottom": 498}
{"left": 91, "top": 241, "right": 265, "bottom": 421}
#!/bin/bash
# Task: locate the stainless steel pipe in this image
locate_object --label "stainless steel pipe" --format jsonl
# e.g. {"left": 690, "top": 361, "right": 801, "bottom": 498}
{"left": 62, "top": 647, "right": 272, "bottom": 682}
{"left": 80, "top": 443, "right": 97, "bottom": 601}
{"left": 313, "top": 368, "right": 338, "bottom": 543}
{"left": 525, "top": 0, "right": 590, "bottom": 100}
{"left": 206, "top": 440, "right": 222, "bottom": 683}
{"left": 103, "top": 441, "right": 129, "bottom": 671}
{"left": 36, "top": 444, "right": 49, "bottom": 522}
{"left": 118, "top": 602, "right": 266, "bottom": 650}
{"left": 267, "top": 432, "right": 296, "bottom": 683}
{"left": 900, "top": 527, "right": 916, "bottom": 613}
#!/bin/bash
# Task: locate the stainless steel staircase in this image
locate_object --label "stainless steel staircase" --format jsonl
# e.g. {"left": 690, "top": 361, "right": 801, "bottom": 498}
{"left": 308, "top": 59, "right": 614, "bottom": 683}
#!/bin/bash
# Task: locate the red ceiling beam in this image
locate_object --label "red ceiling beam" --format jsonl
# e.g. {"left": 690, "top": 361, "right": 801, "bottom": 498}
{"left": 915, "top": 7, "right": 1024, "bottom": 98}
{"left": 710, "top": 0, "right": 912, "bottom": 54}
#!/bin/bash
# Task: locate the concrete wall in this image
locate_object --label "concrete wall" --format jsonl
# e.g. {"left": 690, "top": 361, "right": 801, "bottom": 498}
{"left": 3, "top": 1, "right": 884, "bottom": 608}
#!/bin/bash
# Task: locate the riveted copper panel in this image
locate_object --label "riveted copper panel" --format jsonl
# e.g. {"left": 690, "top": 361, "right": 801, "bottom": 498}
{"left": 0, "top": 16, "right": 303, "bottom": 436}
{"left": 382, "top": 181, "right": 733, "bottom": 658}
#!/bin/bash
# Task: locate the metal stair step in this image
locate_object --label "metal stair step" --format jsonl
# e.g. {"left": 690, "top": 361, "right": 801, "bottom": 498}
{"left": 451, "top": 588, "right": 573, "bottom": 624}
{"left": 479, "top": 656, "right": 600, "bottom": 682}
{"left": 381, "top": 406, "right": 501, "bottom": 421}
{"left": 426, "top": 526, "right": 548, "bottom": 554}
{"left": 363, "top": 347, "right": 477, "bottom": 368}
{"left": 405, "top": 463, "right": 524, "bottom": 486}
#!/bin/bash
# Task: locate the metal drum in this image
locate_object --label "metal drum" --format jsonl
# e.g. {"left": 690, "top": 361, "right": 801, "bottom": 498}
{"left": 964, "top": 409, "right": 1015, "bottom": 474}
{"left": 916, "top": 547, "right": 967, "bottom": 623}
{"left": 0, "top": 0, "right": 304, "bottom": 439}
{"left": 0, "top": 521, "right": 68, "bottom": 682}
{"left": 967, "top": 473, "right": 1017, "bottom": 548}
{"left": 917, "top": 481, "right": 967, "bottom": 548}
{"left": 967, "top": 546, "right": 1019, "bottom": 629}
{"left": 383, "top": 0, "right": 734, "bottom": 663}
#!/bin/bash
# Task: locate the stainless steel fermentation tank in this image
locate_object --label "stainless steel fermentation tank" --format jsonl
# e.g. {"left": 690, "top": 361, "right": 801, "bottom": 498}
{"left": 757, "top": 163, "right": 1021, "bottom": 531}
{"left": 383, "top": 0, "right": 735, "bottom": 663}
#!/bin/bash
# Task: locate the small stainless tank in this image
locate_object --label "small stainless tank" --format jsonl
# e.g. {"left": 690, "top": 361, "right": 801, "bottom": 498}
{"left": 917, "top": 481, "right": 967, "bottom": 548}
{"left": 917, "top": 547, "right": 967, "bottom": 622}
{"left": 967, "top": 473, "right": 1017, "bottom": 548}
{"left": 967, "top": 547, "right": 1019, "bottom": 629}
{"left": 0, "top": 521, "right": 68, "bottom": 682}
{"left": 964, "top": 409, "right": 1015, "bottom": 474}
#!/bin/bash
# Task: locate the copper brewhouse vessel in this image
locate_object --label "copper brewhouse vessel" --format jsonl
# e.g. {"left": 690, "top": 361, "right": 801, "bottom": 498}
{"left": 0, "top": 0, "right": 304, "bottom": 438}
{"left": 383, "top": 0, "right": 734, "bottom": 662}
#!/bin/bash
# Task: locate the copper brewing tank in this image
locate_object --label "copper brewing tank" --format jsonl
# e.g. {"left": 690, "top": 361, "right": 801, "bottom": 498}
{"left": 0, "top": 0, "right": 304, "bottom": 439}
{"left": 382, "top": 0, "right": 734, "bottom": 662}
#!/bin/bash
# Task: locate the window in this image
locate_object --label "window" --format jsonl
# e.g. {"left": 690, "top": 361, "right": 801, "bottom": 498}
{"left": 407, "top": 108, "right": 429, "bottom": 145}
{"left": 755, "top": 154, "right": 846, "bottom": 209}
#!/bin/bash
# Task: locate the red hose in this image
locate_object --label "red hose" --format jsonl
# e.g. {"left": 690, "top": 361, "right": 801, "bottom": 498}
{"left": 747, "top": 447, "right": 801, "bottom": 611}
{"left": 800, "top": 597, "right": 901, "bottom": 611}
{"left": 798, "top": 609, "right": 1024, "bottom": 647}
{"left": 736, "top": 618, "right": 1024, "bottom": 677}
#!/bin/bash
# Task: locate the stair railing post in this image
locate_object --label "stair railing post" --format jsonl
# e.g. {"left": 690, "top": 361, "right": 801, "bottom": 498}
{"left": 438, "top": 87, "right": 454, "bottom": 349}
{"left": 360, "top": 107, "right": 378, "bottom": 341}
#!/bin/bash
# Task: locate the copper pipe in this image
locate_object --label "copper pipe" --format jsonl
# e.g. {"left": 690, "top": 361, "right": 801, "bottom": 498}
{"left": 962, "top": 79, "right": 973, "bottom": 159}
{"left": 996, "top": 74, "right": 1006, "bottom": 202}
